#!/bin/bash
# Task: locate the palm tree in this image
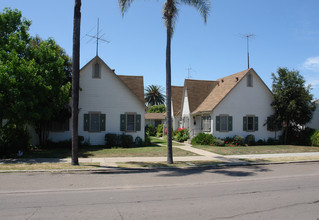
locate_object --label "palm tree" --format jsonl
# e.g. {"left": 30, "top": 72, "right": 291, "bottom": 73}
{"left": 119, "top": 0, "right": 210, "bottom": 164}
{"left": 71, "top": 0, "right": 81, "bottom": 165}
{"left": 145, "top": 85, "right": 166, "bottom": 106}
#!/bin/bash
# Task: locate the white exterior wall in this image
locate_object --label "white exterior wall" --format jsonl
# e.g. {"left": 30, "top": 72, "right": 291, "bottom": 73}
{"left": 48, "top": 59, "right": 145, "bottom": 145}
{"left": 211, "top": 74, "right": 279, "bottom": 140}
{"left": 307, "top": 102, "right": 319, "bottom": 129}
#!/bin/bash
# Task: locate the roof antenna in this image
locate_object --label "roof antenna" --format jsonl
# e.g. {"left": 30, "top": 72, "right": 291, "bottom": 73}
{"left": 242, "top": 34, "right": 255, "bottom": 69}
{"left": 86, "top": 18, "right": 110, "bottom": 56}
{"left": 186, "top": 65, "right": 192, "bottom": 79}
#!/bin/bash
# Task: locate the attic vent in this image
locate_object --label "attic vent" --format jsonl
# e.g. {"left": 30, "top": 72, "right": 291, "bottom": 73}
{"left": 236, "top": 77, "right": 239, "bottom": 82}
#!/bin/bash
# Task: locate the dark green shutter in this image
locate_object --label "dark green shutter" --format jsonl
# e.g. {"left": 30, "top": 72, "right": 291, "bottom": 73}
{"left": 254, "top": 117, "right": 258, "bottom": 131}
{"left": 267, "top": 117, "right": 270, "bottom": 131}
{"left": 84, "top": 114, "right": 89, "bottom": 131}
{"left": 228, "top": 116, "right": 233, "bottom": 131}
{"left": 120, "top": 114, "right": 126, "bottom": 131}
{"left": 208, "top": 116, "right": 211, "bottom": 131}
{"left": 136, "top": 114, "right": 141, "bottom": 131}
{"left": 243, "top": 116, "right": 247, "bottom": 131}
{"left": 100, "top": 114, "right": 106, "bottom": 131}
{"left": 216, "top": 116, "right": 220, "bottom": 131}
{"left": 201, "top": 117, "right": 203, "bottom": 130}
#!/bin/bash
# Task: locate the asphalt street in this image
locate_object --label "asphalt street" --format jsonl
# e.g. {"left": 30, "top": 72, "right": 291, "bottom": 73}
{"left": 1, "top": 162, "right": 319, "bottom": 219}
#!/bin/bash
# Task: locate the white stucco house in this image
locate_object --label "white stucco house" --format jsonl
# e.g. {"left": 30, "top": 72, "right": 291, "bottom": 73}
{"left": 45, "top": 56, "right": 145, "bottom": 145}
{"left": 175, "top": 68, "right": 280, "bottom": 140}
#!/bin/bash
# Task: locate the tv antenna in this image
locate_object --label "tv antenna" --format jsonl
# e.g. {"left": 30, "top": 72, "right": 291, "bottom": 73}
{"left": 185, "top": 65, "right": 198, "bottom": 79}
{"left": 86, "top": 18, "right": 110, "bottom": 56}
{"left": 242, "top": 34, "right": 255, "bottom": 69}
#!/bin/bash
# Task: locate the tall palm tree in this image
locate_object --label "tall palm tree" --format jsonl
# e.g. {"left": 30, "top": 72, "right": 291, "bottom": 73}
{"left": 145, "top": 85, "right": 166, "bottom": 106}
{"left": 119, "top": 0, "right": 210, "bottom": 164}
{"left": 71, "top": 0, "right": 81, "bottom": 165}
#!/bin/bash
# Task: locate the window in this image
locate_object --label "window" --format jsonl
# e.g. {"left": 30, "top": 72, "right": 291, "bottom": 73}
{"left": 120, "top": 113, "right": 141, "bottom": 132}
{"left": 90, "top": 113, "right": 100, "bottom": 132}
{"left": 247, "top": 73, "right": 253, "bottom": 87}
{"left": 216, "top": 115, "right": 232, "bottom": 132}
{"left": 93, "top": 62, "right": 100, "bottom": 78}
{"left": 243, "top": 116, "right": 258, "bottom": 132}
{"left": 51, "top": 119, "right": 69, "bottom": 132}
{"left": 84, "top": 112, "right": 106, "bottom": 132}
{"left": 201, "top": 116, "right": 211, "bottom": 132}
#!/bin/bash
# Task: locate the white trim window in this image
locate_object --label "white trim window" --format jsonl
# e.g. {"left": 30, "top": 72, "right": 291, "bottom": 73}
{"left": 201, "top": 116, "right": 211, "bottom": 132}
{"left": 243, "top": 115, "right": 258, "bottom": 132}
{"left": 216, "top": 115, "right": 233, "bottom": 132}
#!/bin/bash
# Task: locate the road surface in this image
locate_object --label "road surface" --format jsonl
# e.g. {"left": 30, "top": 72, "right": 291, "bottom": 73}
{"left": 1, "top": 162, "right": 319, "bottom": 219}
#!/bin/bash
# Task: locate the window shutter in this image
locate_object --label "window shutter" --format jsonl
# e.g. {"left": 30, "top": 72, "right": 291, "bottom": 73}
{"left": 228, "top": 116, "right": 233, "bottom": 131}
{"left": 201, "top": 117, "right": 203, "bottom": 130}
{"left": 216, "top": 116, "right": 220, "bottom": 131}
{"left": 243, "top": 116, "right": 247, "bottom": 131}
{"left": 267, "top": 117, "right": 270, "bottom": 131}
{"left": 254, "top": 116, "right": 258, "bottom": 131}
{"left": 208, "top": 116, "right": 211, "bottom": 131}
{"left": 84, "top": 114, "right": 89, "bottom": 131}
{"left": 136, "top": 114, "right": 141, "bottom": 131}
{"left": 120, "top": 114, "right": 126, "bottom": 131}
{"left": 100, "top": 114, "right": 106, "bottom": 131}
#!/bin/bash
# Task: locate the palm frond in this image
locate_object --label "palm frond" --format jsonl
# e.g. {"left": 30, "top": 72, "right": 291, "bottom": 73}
{"left": 180, "top": 0, "right": 211, "bottom": 23}
{"left": 118, "top": 0, "right": 135, "bottom": 16}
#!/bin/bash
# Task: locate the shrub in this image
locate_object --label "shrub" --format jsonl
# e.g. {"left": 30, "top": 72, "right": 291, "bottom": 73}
{"left": 119, "top": 134, "right": 134, "bottom": 148}
{"left": 191, "top": 133, "right": 215, "bottom": 145}
{"left": 256, "top": 139, "right": 265, "bottom": 145}
{"left": 233, "top": 135, "right": 244, "bottom": 146}
{"left": 156, "top": 124, "right": 163, "bottom": 137}
{"left": 213, "top": 138, "right": 225, "bottom": 146}
{"left": 134, "top": 136, "right": 143, "bottom": 147}
{"left": 245, "top": 135, "right": 255, "bottom": 146}
{"left": 173, "top": 128, "right": 189, "bottom": 142}
{"left": 299, "top": 127, "right": 316, "bottom": 146}
{"left": 145, "top": 124, "right": 156, "bottom": 136}
{"left": 105, "top": 133, "right": 119, "bottom": 148}
{"left": 267, "top": 137, "right": 276, "bottom": 145}
{"left": 311, "top": 130, "right": 319, "bottom": 147}
{"left": 0, "top": 124, "right": 30, "bottom": 158}
{"left": 144, "top": 133, "right": 151, "bottom": 146}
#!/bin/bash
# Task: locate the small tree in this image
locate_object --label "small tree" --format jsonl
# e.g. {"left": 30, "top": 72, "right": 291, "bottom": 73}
{"left": 271, "top": 67, "right": 316, "bottom": 144}
{"left": 147, "top": 104, "right": 166, "bottom": 113}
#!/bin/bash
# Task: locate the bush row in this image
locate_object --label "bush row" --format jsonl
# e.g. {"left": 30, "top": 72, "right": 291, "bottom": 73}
{"left": 105, "top": 133, "right": 146, "bottom": 148}
{"left": 191, "top": 133, "right": 281, "bottom": 147}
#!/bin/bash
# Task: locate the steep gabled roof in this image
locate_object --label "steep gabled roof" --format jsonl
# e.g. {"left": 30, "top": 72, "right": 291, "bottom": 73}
{"left": 117, "top": 75, "right": 145, "bottom": 104}
{"left": 80, "top": 56, "right": 145, "bottom": 105}
{"left": 171, "top": 86, "right": 184, "bottom": 116}
{"left": 185, "top": 79, "right": 219, "bottom": 113}
{"left": 193, "top": 69, "right": 251, "bottom": 114}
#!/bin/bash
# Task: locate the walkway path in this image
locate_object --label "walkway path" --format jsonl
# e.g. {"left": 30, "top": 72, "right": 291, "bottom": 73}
{"left": 1, "top": 138, "right": 319, "bottom": 168}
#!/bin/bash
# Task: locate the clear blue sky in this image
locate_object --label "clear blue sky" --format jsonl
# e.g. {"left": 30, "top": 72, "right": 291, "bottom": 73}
{"left": 2, "top": 0, "right": 319, "bottom": 100}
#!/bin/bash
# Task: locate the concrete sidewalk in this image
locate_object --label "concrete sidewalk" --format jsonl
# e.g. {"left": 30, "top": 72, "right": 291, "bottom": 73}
{"left": 1, "top": 140, "right": 319, "bottom": 168}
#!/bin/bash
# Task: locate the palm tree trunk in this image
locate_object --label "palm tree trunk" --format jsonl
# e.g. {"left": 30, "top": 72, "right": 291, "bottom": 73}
{"left": 166, "top": 15, "right": 173, "bottom": 164}
{"left": 71, "top": 0, "right": 81, "bottom": 165}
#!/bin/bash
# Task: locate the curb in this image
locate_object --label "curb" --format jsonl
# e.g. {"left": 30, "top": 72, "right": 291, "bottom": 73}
{"left": 1, "top": 160, "right": 319, "bottom": 174}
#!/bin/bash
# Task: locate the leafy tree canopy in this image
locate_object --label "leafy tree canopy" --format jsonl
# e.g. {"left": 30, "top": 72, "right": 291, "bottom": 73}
{"left": 271, "top": 67, "right": 316, "bottom": 143}
{"left": 0, "top": 8, "right": 71, "bottom": 131}
{"left": 147, "top": 104, "right": 166, "bottom": 113}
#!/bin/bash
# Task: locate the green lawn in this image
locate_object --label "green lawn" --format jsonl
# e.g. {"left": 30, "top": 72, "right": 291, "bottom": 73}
{"left": 22, "top": 142, "right": 196, "bottom": 159}
{"left": 193, "top": 145, "right": 319, "bottom": 155}
{"left": 0, "top": 163, "right": 100, "bottom": 171}
{"left": 150, "top": 137, "right": 184, "bottom": 146}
